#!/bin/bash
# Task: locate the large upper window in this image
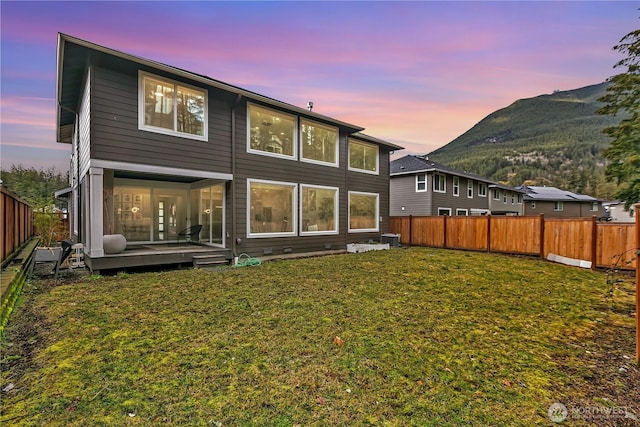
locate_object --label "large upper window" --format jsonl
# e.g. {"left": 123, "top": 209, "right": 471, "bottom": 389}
{"left": 300, "top": 119, "right": 338, "bottom": 166}
{"left": 248, "top": 179, "right": 297, "bottom": 237}
{"left": 248, "top": 104, "right": 296, "bottom": 159}
{"left": 433, "top": 174, "right": 446, "bottom": 193}
{"left": 139, "top": 72, "right": 207, "bottom": 140}
{"left": 349, "top": 191, "right": 379, "bottom": 232}
{"left": 301, "top": 185, "right": 338, "bottom": 235}
{"left": 348, "top": 139, "right": 379, "bottom": 174}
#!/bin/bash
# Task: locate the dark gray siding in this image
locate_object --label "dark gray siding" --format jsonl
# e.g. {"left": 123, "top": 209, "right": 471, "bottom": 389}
{"left": 429, "top": 174, "right": 490, "bottom": 215}
{"left": 232, "top": 100, "right": 392, "bottom": 257}
{"left": 524, "top": 200, "right": 599, "bottom": 218}
{"left": 90, "top": 65, "right": 232, "bottom": 174}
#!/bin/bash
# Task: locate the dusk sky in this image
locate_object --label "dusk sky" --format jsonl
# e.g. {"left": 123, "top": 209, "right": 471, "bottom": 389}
{"left": 1, "top": 1, "right": 637, "bottom": 173}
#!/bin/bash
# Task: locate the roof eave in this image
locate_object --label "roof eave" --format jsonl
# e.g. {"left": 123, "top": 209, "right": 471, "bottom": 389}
{"left": 57, "top": 33, "right": 365, "bottom": 134}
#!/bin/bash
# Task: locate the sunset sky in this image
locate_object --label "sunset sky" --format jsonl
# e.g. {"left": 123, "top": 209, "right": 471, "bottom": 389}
{"left": 1, "top": 1, "right": 637, "bottom": 173}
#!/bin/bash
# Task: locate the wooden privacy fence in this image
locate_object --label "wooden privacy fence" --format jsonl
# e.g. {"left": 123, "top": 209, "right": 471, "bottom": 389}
{"left": 1, "top": 184, "right": 34, "bottom": 264}
{"left": 389, "top": 214, "right": 637, "bottom": 270}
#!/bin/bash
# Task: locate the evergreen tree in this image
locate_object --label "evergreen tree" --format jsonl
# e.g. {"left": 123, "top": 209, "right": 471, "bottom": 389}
{"left": 597, "top": 27, "right": 640, "bottom": 210}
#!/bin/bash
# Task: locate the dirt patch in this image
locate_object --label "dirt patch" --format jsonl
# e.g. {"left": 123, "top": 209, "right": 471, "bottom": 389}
{"left": 1, "top": 268, "right": 89, "bottom": 390}
{"left": 553, "top": 279, "right": 640, "bottom": 426}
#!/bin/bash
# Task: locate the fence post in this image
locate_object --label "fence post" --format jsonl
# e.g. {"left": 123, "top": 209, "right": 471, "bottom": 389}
{"left": 486, "top": 214, "right": 492, "bottom": 253}
{"left": 539, "top": 214, "right": 545, "bottom": 260}
{"left": 409, "top": 215, "right": 413, "bottom": 246}
{"left": 635, "top": 205, "right": 639, "bottom": 364}
{"left": 443, "top": 215, "right": 448, "bottom": 249}
{"left": 591, "top": 215, "right": 597, "bottom": 270}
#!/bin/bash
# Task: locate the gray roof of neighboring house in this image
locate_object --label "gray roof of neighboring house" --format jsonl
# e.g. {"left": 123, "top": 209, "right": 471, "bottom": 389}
{"left": 515, "top": 185, "right": 599, "bottom": 202}
{"left": 390, "top": 155, "right": 523, "bottom": 192}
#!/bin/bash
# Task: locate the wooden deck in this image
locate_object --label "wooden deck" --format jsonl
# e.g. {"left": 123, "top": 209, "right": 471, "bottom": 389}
{"left": 84, "top": 243, "right": 232, "bottom": 273}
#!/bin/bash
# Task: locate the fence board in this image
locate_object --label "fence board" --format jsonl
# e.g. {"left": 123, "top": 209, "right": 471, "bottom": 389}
{"left": 412, "top": 217, "right": 445, "bottom": 247}
{"left": 446, "top": 217, "right": 488, "bottom": 251}
{"left": 597, "top": 223, "right": 636, "bottom": 269}
{"left": 1, "top": 185, "right": 33, "bottom": 264}
{"left": 544, "top": 219, "right": 592, "bottom": 261}
{"left": 491, "top": 216, "right": 541, "bottom": 254}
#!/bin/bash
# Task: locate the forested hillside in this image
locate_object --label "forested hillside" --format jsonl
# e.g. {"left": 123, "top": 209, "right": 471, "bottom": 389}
{"left": 427, "top": 82, "right": 622, "bottom": 199}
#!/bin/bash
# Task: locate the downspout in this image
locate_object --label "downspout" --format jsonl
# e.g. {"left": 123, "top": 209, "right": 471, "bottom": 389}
{"left": 58, "top": 102, "right": 80, "bottom": 241}
{"left": 231, "top": 94, "right": 242, "bottom": 258}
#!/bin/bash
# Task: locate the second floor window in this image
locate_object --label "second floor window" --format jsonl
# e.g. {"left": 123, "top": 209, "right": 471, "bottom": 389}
{"left": 300, "top": 119, "right": 338, "bottom": 166}
{"left": 493, "top": 189, "right": 500, "bottom": 200}
{"left": 467, "top": 180, "right": 473, "bottom": 198}
{"left": 248, "top": 104, "right": 296, "bottom": 159}
{"left": 554, "top": 201, "right": 564, "bottom": 211}
{"left": 416, "top": 174, "right": 427, "bottom": 192}
{"left": 452, "top": 177, "right": 459, "bottom": 196}
{"left": 478, "top": 183, "right": 487, "bottom": 197}
{"left": 140, "top": 72, "right": 207, "bottom": 140}
{"left": 433, "top": 174, "right": 446, "bottom": 193}
{"left": 348, "top": 139, "right": 379, "bottom": 174}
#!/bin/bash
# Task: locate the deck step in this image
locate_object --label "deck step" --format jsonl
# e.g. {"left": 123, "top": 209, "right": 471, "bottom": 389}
{"left": 192, "top": 254, "right": 231, "bottom": 268}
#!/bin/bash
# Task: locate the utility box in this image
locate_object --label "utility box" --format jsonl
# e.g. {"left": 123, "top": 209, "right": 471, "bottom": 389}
{"left": 380, "top": 233, "right": 400, "bottom": 247}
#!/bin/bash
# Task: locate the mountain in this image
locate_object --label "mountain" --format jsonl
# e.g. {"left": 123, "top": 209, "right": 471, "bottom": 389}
{"left": 426, "top": 82, "right": 622, "bottom": 199}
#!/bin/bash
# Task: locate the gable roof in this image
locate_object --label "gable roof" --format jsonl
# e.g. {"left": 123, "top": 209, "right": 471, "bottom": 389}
{"left": 515, "top": 185, "right": 599, "bottom": 202}
{"left": 56, "top": 33, "right": 403, "bottom": 151}
{"left": 390, "top": 155, "right": 522, "bottom": 192}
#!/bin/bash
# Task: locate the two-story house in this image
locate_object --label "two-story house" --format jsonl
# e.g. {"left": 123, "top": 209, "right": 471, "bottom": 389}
{"left": 390, "top": 155, "right": 524, "bottom": 216}
{"left": 516, "top": 185, "right": 602, "bottom": 218}
{"left": 56, "top": 34, "right": 402, "bottom": 272}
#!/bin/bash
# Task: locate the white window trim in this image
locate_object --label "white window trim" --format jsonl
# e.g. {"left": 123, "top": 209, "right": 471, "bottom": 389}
{"left": 348, "top": 139, "right": 379, "bottom": 175}
{"left": 416, "top": 174, "right": 427, "bottom": 192}
{"left": 478, "top": 183, "right": 487, "bottom": 197}
{"left": 438, "top": 207, "right": 452, "bottom": 216}
{"left": 299, "top": 119, "right": 339, "bottom": 168}
{"left": 493, "top": 189, "right": 500, "bottom": 200}
{"left": 433, "top": 174, "right": 446, "bottom": 193}
{"left": 517, "top": 194, "right": 523, "bottom": 204}
{"left": 138, "top": 71, "right": 208, "bottom": 142}
{"left": 348, "top": 191, "right": 379, "bottom": 233}
{"left": 467, "top": 180, "right": 474, "bottom": 199}
{"left": 531, "top": 201, "right": 536, "bottom": 209}
{"left": 554, "top": 201, "right": 564, "bottom": 212}
{"left": 456, "top": 208, "right": 468, "bottom": 216}
{"left": 300, "top": 184, "right": 339, "bottom": 236}
{"left": 247, "top": 178, "right": 298, "bottom": 238}
{"left": 590, "top": 202, "right": 598, "bottom": 212}
{"left": 247, "top": 103, "right": 298, "bottom": 161}
{"left": 452, "top": 176, "right": 459, "bottom": 197}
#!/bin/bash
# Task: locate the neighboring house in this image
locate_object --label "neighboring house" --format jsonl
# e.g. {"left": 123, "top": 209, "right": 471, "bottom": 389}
{"left": 390, "top": 155, "right": 524, "bottom": 216}
{"left": 56, "top": 34, "right": 403, "bottom": 271}
{"left": 602, "top": 201, "right": 637, "bottom": 222}
{"left": 516, "top": 185, "right": 602, "bottom": 218}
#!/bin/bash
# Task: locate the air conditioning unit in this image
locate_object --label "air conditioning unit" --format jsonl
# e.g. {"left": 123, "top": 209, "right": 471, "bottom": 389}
{"left": 380, "top": 233, "right": 400, "bottom": 247}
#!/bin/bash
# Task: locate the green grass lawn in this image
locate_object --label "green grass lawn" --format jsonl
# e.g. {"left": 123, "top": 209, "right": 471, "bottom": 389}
{"left": 1, "top": 247, "right": 637, "bottom": 426}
